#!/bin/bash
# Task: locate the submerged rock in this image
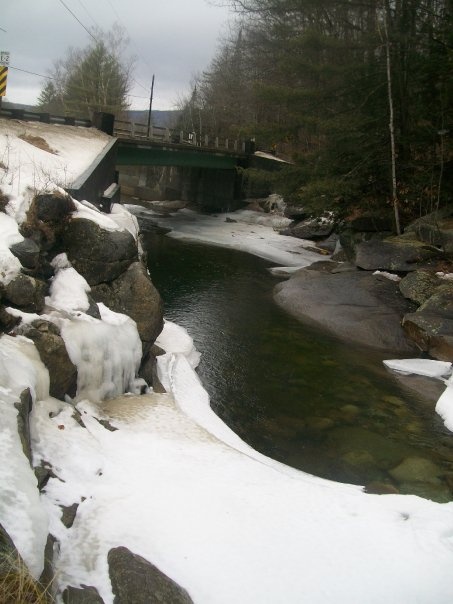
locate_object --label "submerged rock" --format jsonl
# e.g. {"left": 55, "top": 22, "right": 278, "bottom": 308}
{"left": 389, "top": 456, "right": 443, "bottom": 484}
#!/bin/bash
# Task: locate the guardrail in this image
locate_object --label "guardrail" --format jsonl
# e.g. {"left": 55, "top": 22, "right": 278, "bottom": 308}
{"left": 0, "top": 106, "right": 92, "bottom": 128}
{"left": 0, "top": 109, "right": 256, "bottom": 154}
{"left": 114, "top": 119, "right": 253, "bottom": 153}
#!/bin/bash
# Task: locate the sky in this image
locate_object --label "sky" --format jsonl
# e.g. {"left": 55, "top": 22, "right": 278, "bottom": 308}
{"left": 1, "top": 0, "right": 233, "bottom": 111}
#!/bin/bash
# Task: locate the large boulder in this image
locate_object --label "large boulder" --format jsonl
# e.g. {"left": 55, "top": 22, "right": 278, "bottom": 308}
{"left": 281, "top": 215, "right": 335, "bottom": 240}
{"left": 405, "top": 205, "right": 453, "bottom": 255}
{"left": 354, "top": 234, "right": 441, "bottom": 272}
{"left": 398, "top": 270, "right": 442, "bottom": 305}
{"left": 402, "top": 281, "right": 453, "bottom": 361}
{"left": 61, "top": 218, "right": 138, "bottom": 285}
{"left": 15, "top": 320, "right": 77, "bottom": 400}
{"left": 91, "top": 262, "right": 163, "bottom": 354}
{"left": 108, "top": 546, "right": 193, "bottom": 604}
{"left": 274, "top": 267, "right": 416, "bottom": 352}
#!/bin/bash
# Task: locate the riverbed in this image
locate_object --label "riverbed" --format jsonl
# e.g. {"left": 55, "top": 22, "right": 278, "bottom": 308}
{"left": 140, "top": 217, "right": 453, "bottom": 502}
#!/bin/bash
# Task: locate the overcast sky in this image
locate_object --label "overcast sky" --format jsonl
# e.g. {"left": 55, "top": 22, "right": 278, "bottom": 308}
{"left": 1, "top": 0, "right": 233, "bottom": 110}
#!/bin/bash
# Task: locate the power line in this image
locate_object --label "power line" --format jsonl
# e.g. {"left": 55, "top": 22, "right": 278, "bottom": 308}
{"left": 10, "top": 64, "right": 150, "bottom": 100}
{"left": 57, "top": 0, "right": 97, "bottom": 42}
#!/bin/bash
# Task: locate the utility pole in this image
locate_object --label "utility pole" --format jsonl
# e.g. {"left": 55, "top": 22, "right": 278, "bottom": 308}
{"left": 147, "top": 74, "right": 155, "bottom": 139}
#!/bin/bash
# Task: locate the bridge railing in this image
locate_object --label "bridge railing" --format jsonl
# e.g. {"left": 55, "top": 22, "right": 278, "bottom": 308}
{"left": 0, "top": 106, "right": 93, "bottom": 128}
{"left": 114, "top": 119, "right": 249, "bottom": 153}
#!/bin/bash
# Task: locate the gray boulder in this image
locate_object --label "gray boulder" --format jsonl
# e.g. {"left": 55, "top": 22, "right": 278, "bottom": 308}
{"left": 14, "top": 389, "right": 33, "bottom": 464}
{"left": 354, "top": 235, "right": 441, "bottom": 272}
{"left": 9, "top": 237, "right": 40, "bottom": 270}
{"left": 399, "top": 270, "right": 441, "bottom": 305}
{"left": 91, "top": 262, "right": 163, "bottom": 354}
{"left": 402, "top": 282, "right": 453, "bottom": 361}
{"left": 281, "top": 216, "right": 334, "bottom": 240}
{"left": 108, "top": 546, "right": 193, "bottom": 604}
{"left": 274, "top": 268, "right": 416, "bottom": 352}
{"left": 34, "top": 192, "right": 76, "bottom": 223}
{"left": 16, "top": 320, "right": 77, "bottom": 400}
{"left": 61, "top": 218, "right": 137, "bottom": 286}
{"left": 405, "top": 205, "right": 453, "bottom": 254}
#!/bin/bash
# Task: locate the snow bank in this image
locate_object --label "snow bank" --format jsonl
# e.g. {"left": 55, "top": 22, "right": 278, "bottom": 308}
{"left": 0, "top": 119, "right": 110, "bottom": 223}
{"left": 0, "top": 335, "right": 50, "bottom": 577}
{"left": 29, "top": 322, "right": 453, "bottom": 603}
{"left": 0, "top": 212, "right": 23, "bottom": 285}
{"left": 133, "top": 207, "right": 322, "bottom": 269}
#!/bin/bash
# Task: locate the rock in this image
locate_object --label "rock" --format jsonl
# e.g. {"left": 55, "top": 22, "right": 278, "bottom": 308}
{"left": 402, "top": 281, "right": 453, "bottom": 361}
{"left": 283, "top": 204, "right": 307, "bottom": 221}
{"left": 405, "top": 205, "right": 453, "bottom": 254}
{"left": 282, "top": 215, "right": 334, "bottom": 240}
{"left": 60, "top": 503, "right": 79, "bottom": 528}
{"left": 398, "top": 482, "right": 452, "bottom": 503}
{"left": 14, "top": 388, "right": 33, "bottom": 464}
{"left": 138, "top": 349, "right": 166, "bottom": 393}
{"left": 62, "top": 585, "right": 104, "bottom": 603}
{"left": 389, "top": 456, "right": 443, "bottom": 484}
{"left": 402, "top": 312, "right": 453, "bottom": 361}
{"left": 91, "top": 262, "right": 163, "bottom": 353}
{"left": 108, "top": 546, "right": 193, "bottom": 604}
{"left": 399, "top": 270, "right": 441, "bottom": 305}
{"left": 9, "top": 237, "right": 40, "bottom": 270}
{"left": 16, "top": 320, "right": 77, "bottom": 400}
{"left": 34, "top": 192, "right": 76, "bottom": 223}
{"left": 4, "top": 273, "right": 47, "bottom": 312}
{"left": 326, "top": 427, "right": 414, "bottom": 470}
{"left": 305, "top": 416, "right": 335, "bottom": 431}
{"left": 354, "top": 235, "right": 441, "bottom": 272}
{"left": 274, "top": 268, "right": 416, "bottom": 352}
{"left": 61, "top": 218, "right": 137, "bottom": 286}
{"left": 365, "top": 481, "right": 400, "bottom": 495}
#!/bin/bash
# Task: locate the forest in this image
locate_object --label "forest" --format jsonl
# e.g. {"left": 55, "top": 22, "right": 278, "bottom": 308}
{"left": 177, "top": 0, "right": 452, "bottom": 229}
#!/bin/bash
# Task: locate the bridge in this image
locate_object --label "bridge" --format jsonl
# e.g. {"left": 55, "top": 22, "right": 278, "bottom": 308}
{"left": 0, "top": 108, "right": 284, "bottom": 210}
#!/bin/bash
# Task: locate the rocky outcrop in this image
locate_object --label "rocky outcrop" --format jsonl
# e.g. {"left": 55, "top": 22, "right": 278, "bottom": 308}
{"left": 61, "top": 218, "right": 138, "bottom": 286}
{"left": 108, "top": 547, "right": 193, "bottom": 604}
{"left": 281, "top": 215, "right": 335, "bottom": 240}
{"left": 354, "top": 235, "right": 441, "bottom": 272}
{"left": 274, "top": 264, "right": 416, "bottom": 352}
{"left": 62, "top": 585, "right": 104, "bottom": 603}
{"left": 91, "top": 262, "right": 163, "bottom": 354}
{"left": 402, "top": 281, "right": 453, "bottom": 361}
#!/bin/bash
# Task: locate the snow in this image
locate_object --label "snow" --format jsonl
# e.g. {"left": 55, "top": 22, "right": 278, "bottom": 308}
{"left": 436, "top": 375, "right": 453, "bottom": 432}
{"left": 0, "top": 119, "right": 110, "bottom": 223}
{"left": 0, "top": 211, "right": 23, "bottom": 285}
{"left": 29, "top": 323, "right": 453, "bottom": 603}
{"left": 1, "top": 118, "right": 453, "bottom": 602}
{"left": 126, "top": 206, "right": 322, "bottom": 269}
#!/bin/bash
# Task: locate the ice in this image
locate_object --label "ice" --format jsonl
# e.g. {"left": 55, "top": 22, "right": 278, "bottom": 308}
{"left": 436, "top": 375, "right": 453, "bottom": 432}
{"left": 383, "top": 358, "right": 452, "bottom": 378}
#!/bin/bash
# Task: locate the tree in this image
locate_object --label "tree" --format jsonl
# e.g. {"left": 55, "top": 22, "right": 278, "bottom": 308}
{"left": 37, "top": 24, "right": 134, "bottom": 119}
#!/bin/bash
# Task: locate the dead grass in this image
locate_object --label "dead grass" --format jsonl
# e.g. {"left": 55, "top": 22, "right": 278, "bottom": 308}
{"left": 18, "top": 134, "right": 57, "bottom": 156}
{"left": 0, "top": 552, "right": 53, "bottom": 604}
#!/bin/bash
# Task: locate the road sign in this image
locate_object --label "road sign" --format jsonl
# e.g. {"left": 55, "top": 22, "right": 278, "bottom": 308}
{"left": 0, "top": 66, "right": 7, "bottom": 97}
{"left": 0, "top": 51, "right": 10, "bottom": 67}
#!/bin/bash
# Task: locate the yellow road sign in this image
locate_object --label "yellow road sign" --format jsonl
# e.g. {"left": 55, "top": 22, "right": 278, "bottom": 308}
{"left": 0, "top": 66, "right": 7, "bottom": 97}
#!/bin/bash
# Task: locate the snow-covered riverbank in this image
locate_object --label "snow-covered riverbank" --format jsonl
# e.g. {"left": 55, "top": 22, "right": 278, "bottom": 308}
{"left": 1, "top": 121, "right": 453, "bottom": 603}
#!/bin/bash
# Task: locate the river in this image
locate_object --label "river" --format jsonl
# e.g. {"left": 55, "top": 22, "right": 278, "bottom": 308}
{"left": 142, "top": 227, "right": 453, "bottom": 502}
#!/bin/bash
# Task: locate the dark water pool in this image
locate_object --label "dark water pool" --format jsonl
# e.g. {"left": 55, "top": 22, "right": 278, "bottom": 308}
{"left": 143, "top": 231, "right": 453, "bottom": 502}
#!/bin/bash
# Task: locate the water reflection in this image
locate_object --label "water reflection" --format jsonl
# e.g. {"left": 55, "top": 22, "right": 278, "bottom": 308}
{"left": 144, "top": 232, "right": 453, "bottom": 502}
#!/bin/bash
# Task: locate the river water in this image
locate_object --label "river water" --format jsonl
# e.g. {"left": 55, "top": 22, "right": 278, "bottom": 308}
{"left": 143, "top": 230, "right": 453, "bottom": 502}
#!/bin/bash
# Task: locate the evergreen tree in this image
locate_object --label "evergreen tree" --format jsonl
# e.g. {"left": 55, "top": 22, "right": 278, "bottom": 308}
{"left": 38, "top": 25, "right": 133, "bottom": 119}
